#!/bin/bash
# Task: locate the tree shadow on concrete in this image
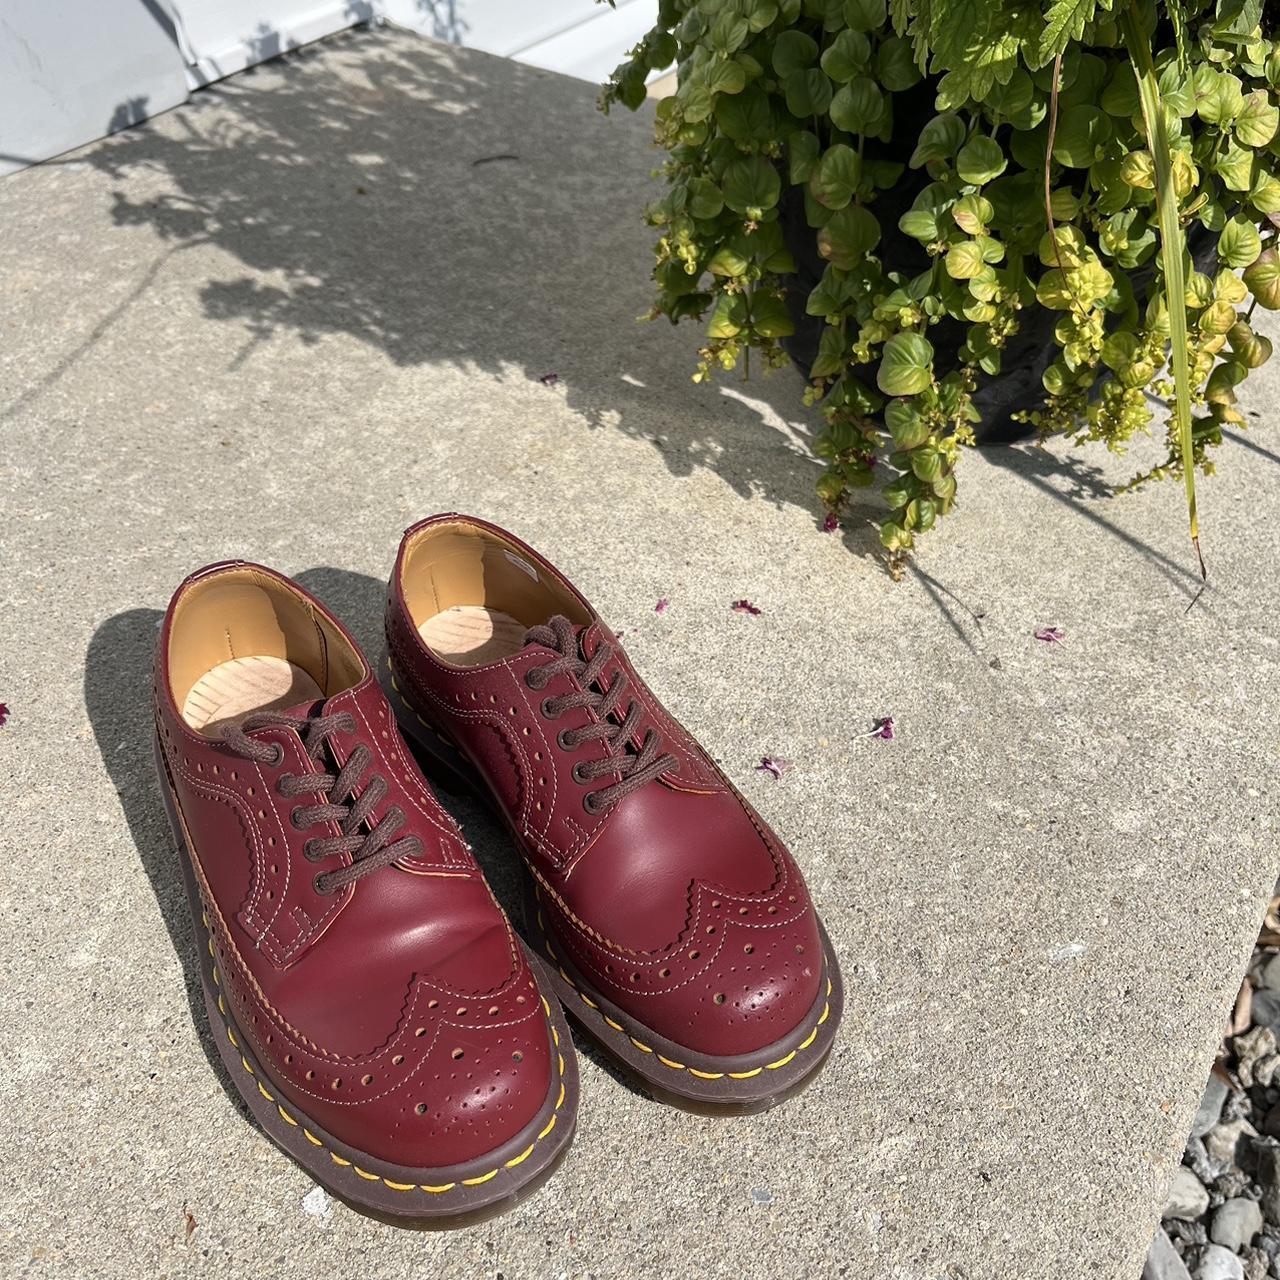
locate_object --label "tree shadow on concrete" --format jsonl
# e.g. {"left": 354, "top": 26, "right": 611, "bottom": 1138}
{"left": 78, "top": 24, "right": 1198, "bottom": 580}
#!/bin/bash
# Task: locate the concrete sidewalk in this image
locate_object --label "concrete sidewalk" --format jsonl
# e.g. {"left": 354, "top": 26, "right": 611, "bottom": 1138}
{"left": 2, "top": 25, "right": 1278, "bottom": 1280}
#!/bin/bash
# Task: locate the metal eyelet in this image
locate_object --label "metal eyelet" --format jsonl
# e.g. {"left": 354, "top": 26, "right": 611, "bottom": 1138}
{"left": 557, "top": 728, "right": 577, "bottom": 752}
{"left": 583, "top": 792, "right": 603, "bottom": 816}
{"left": 290, "top": 807, "right": 308, "bottom": 830}
{"left": 303, "top": 839, "right": 321, "bottom": 862}
{"left": 540, "top": 697, "right": 558, "bottom": 720}
{"left": 525, "top": 668, "right": 548, "bottom": 691}
{"left": 571, "top": 762, "right": 590, "bottom": 785}
{"left": 313, "top": 873, "right": 332, "bottom": 896}
{"left": 266, "top": 744, "right": 285, "bottom": 767}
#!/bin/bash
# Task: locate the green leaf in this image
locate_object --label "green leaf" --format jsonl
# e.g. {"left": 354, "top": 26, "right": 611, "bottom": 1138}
{"left": 715, "top": 85, "right": 772, "bottom": 142}
{"left": 843, "top": 0, "right": 886, "bottom": 31}
{"left": 877, "top": 332, "right": 935, "bottom": 396}
{"left": 1218, "top": 215, "right": 1263, "bottom": 270}
{"left": 1042, "top": 0, "right": 1097, "bottom": 61}
{"left": 817, "top": 204, "right": 881, "bottom": 268}
{"left": 771, "top": 30, "right": 819, "bottom": 77}
{"left": 945, "top": 240, "right": 987, "bottom": 279}
{"left": 749, "top": 291, "right": 795, "bottom": 338}
{"left": 910, "top": 113, "right": 966, "bottom": 168}
{"left": 820, "top": 29, "right": 871, "bottom": 83}
{"left": 1194, "top": 68, "right": 1245, "bottom": 126}
{"left": 788, "top": 130, "right": 821, "bottom": 184}
{"left": 1052, "top": 105, "right": 1112, "bottom": 168}
{"left": 722, "top": 155, "right": 781, "bottom": 214}
{"left": 830, "top": 80, "right": 884, "bottom": 134}
{"left": 885, "top": 398, "right": 930, "bottom": 449}
{"left": 688, "top": 177, "right": 725, "bottom": 220}
{"left": 1235, "top": 90, "right": 1280, "bottom": 147}
{"left": 1244, "top": 248, "right": 1280, "bottom": 309}
{"left": 810, "top": 144, "right": 863, "bottom": 210}
{"left": 956, "top": 135, "right": 1007, "bottom": 186}
{"left": 876, "top": 37, "right": 921, "bottom": 92}
{"left": 704, "top": 58, "right": 748, "bottom": 96}
{"left": 783, "top": 68, "right": 833, "bottom": 117}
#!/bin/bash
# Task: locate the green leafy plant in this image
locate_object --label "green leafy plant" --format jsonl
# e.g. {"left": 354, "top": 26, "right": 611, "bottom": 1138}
{"left": 602, "top": 0, "right": 1279, "bottom": 568}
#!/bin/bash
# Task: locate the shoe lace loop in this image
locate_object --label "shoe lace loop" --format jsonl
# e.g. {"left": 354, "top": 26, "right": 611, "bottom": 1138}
{"left": 220, "top": 709, "right": 422, "bottom": 894}
{"left": 523, "top": 616, "right": 676, "bottom": 814}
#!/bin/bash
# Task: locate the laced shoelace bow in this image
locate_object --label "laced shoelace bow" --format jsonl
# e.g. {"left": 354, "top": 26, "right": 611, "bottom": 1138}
{"left": 522, "top": 615, "right": 676, "bottom": 815}
{"left": 221, "top": 709, "right": 422, "bottom": 894}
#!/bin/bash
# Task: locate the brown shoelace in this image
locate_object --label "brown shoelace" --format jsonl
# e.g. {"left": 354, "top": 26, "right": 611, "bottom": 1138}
{"left": 523, "top": 615, "right": 676, "bottom": 814}
{"left": 221, "top": 709, "right": 422, "bottom": 895}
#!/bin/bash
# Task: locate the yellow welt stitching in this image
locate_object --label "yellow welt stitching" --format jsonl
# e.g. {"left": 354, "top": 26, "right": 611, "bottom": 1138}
{"left": 798, "top": 1027, "right": 819, "bottom": 1051}
{"left": 728, "top": 1068, "right": 763, "bottom": 1079}
{"left": 764, "top": 1050, "right": 797, "bottom": 1070}
{"left": 817, "top": 1002, "right": 830, "bottom": 1027}
{"left": 558, "top": 967, "right": 573, "bottom": 984}
{"left": 580, "top": 993, "right": 599, "bottom": 1010}
{"left": 552, "top": 1025, "right": 559, "bottom": 1047}
{"left": 603, "top": 1016, "right": 624, "bottom": 1032}
{"left": 212, "top": 968, "right": 220, "bottom": 987}
{"left": 688, "top": 1068, "right": 725, "bottom": 1080}
{"left": 630, "top": 1037, "right": 653, "bottom": 1053}
{"left": 203, "top": 913, "right": 568, "bottom": 1199}
{"left": 656, "top": 1055, "right": 686, "bottom": 1070}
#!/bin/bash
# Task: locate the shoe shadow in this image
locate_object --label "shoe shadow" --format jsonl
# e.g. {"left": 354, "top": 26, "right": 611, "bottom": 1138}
{"left": 298, "top": 566, "right": 651, "bottom": 1103}
{"left": 84, "top": 607, "right": 254, "bottom": 1126}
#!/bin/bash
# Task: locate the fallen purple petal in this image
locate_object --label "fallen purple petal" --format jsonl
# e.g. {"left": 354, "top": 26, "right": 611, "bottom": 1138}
{"left": 539, "top": 371, "right": 560, "bottom": 386}
{"left": 870, "top": 716, "right": 894, "bottom": 740}
{"left": 0, "top": 703, "right": 8, "bottom": 728}
{"left": 1034, "top": 626, "right": 1065, "bottom": 644}
{"left": 822, "top": 512, "right": 840, "bottom": 533}
{"left": 756, "top": 755, "right": 791, "bottom": 780}
{"left": 655, "top": 598, "right": 670, "bottom": 615}
{"left": 730, "top": 599, "right": 762, "bottom": 616}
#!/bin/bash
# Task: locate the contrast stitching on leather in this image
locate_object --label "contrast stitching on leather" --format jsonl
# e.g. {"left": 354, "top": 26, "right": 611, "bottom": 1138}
{"left": 536, "top": 907, "right": 832, "bottom": 1080}
{"left": 202, "top": 911, "right": 568, "bottom": 1196}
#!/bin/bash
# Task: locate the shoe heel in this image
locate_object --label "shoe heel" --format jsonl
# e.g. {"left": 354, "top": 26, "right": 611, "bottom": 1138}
{"left": 380, "top": 657, "right": 481, "bottom": 796}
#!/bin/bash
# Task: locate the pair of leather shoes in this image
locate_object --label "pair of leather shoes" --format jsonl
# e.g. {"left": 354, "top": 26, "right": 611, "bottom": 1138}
{"left": 152, "top": 513, "right": 844, "bottom": 1224}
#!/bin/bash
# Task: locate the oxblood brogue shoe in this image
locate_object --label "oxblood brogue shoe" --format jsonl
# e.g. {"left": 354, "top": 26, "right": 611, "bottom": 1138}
{"left": 153, "top": 561, "right": 577, "bottom": 1223}
{"left": 383, "top": 515, "right": 843, "bottom": 1112}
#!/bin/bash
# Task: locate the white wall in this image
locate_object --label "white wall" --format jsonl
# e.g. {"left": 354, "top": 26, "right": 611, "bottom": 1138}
{"left": 0, "top": 0, "right": 658, "bottom": 176}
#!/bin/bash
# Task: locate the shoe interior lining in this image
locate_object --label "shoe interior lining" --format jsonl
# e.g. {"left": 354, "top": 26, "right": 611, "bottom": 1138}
{"left": 168, "top": 568, "right": 363, "bottom": 735}
{"left": 400, "top": 523, "right": 588, "bottom": 668}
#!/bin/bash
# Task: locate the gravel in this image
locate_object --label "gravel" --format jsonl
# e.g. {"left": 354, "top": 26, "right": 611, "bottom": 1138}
{"left": 1144, "top": 885, "right": 1280, "bottom": 1279}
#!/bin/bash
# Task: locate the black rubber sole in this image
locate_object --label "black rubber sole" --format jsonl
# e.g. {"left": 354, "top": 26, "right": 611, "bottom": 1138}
{"left": 384, "top": 659, "right": 845, "bottom": 1114}
{"left": 154, "top": 732, "right": 579, "bottom": 1226}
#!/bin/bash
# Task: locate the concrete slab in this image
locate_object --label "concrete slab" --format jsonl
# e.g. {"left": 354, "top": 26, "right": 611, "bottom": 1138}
{"left": 2, "top": 26, "right": 1278, "bottom": 1280}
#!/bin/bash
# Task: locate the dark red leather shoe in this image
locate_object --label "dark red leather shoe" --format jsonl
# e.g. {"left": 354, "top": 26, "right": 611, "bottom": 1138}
{"left": 153, "top": 561, "right": 577, "bottom": 1223}
{"left": 384, "top": 516, "right": 843, "bottom": 1112}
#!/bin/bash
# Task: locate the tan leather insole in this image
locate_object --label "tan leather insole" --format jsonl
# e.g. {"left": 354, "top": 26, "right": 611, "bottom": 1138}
{"left": 181, "top": 656, "right": 323, "bottom": 734}
{"left": 418, "top": 606, "right": 526, "bottom": 666}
